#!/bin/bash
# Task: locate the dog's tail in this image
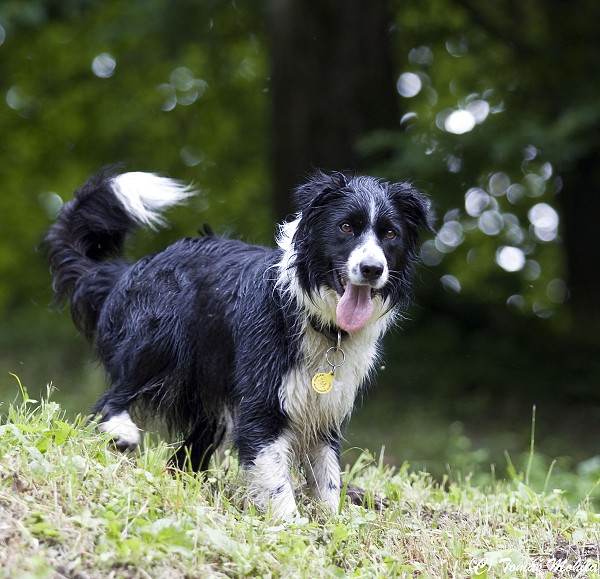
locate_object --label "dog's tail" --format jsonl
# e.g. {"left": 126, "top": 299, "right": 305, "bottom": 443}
{"left": 44, "top": 167, "right": 193, "bottom": 338}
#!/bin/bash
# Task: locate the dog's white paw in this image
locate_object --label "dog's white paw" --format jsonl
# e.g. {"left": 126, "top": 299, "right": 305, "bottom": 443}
{"left": 98, "top": 411, "right": 141, "bottom": 451}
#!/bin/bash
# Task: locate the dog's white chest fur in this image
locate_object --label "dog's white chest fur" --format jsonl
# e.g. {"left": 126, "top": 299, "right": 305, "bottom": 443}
{"left": 279, "top": 324, "right": 385, "bottom": 439}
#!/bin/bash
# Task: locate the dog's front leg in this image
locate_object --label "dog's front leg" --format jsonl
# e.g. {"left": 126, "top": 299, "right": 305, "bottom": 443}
{"left": 304, "top": 435, "right": 342, "bottom": 514}
{"left": 242, "top": 432, "right": 298, "bottom": 518}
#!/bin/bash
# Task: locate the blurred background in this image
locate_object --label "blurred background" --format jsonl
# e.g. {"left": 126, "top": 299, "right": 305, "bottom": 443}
{"left": 0, "top": 0, "right": 598, "bottom": 505}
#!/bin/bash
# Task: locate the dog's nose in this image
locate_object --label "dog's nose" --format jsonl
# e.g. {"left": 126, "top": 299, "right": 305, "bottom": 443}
{"left": 360, "top": 260, "right": 384, "bottom": 281}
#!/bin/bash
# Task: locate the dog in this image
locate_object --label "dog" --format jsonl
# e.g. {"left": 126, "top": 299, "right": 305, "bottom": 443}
{"left": 45, "top": 167, "right": 432, "bottom": 517}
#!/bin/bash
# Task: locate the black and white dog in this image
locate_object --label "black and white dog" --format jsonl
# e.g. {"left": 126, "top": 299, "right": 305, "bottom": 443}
{"left": 45, "top": 168, "right": 431, "bottom": 517}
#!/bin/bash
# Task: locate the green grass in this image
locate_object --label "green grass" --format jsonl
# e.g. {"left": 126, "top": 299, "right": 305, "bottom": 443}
{"left": 0, "top": 383, "right": 599, "bottom": 578}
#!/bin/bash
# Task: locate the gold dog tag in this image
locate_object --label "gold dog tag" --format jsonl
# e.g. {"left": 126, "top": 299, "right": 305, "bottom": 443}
{"left": 312, "top": 372, "right": 334, "bottom": 394}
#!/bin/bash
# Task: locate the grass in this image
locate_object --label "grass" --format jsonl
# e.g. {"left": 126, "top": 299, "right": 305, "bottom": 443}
{"left": 0, "top": 382, "right": 599, "bottom": 578}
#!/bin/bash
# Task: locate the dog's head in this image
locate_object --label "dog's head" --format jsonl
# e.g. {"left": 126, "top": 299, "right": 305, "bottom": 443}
{"left": 279, "top": 171, "right": 433, "bottom": 333}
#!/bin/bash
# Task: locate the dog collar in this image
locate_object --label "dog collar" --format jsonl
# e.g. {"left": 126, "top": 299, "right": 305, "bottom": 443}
{"left": 308, "top": 317, "right": 349, "bottom": 343}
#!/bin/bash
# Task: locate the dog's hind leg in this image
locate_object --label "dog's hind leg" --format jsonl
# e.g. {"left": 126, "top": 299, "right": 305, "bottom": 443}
{"left": 303, "top": 434, "right": 342, "bottom": 514}
{"left": 93, "top": 391, "right": 141, "bottom": 452}
{"left": 169, "top": 412, "right": 223, "bottom": 472}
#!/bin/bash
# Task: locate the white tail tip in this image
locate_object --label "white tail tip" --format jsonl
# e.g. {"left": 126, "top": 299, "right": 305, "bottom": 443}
{"left": 111, "top": 172, "right": 195, "bottom": 228}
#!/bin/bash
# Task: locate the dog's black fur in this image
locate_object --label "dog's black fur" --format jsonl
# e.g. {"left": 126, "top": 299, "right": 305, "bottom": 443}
{"left": 45, "top": 168, "right": 431, "bottom": 516}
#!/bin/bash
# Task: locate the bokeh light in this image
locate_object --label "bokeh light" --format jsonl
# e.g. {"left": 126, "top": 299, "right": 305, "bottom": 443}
{"left": 6, "top": 86, "right": 26, "bottom": 110}
{"left": 158, "top": 84, "right": 177, "bottom": 111}
{"left": 478, "top": 210, "right": 503, "bottom": 235}
{"left": 400, "top": 112, "right": 418, "bottom": 129}
{"left": 444, "top": 110, "right": 475, "bottom": 134}
{"left": 496, "top": 246, "right": 525, "bottom": 272}
{"left": 409, "top": 45, "right": 434, "bottom": 66}
{"left": 397, "top": 72, "right": 422, "bottom": 97}
{"left": 445, "top": 36, "right": 469, "bottom": 57}
{"left": 524, "top": 173, "right": 546, "bottom": 197}
{"left": 440, "top": 274, "right": 461, "bottom": 293}
{"left": 180, "top": 146, "right": 205, "bottom": 167}
{"left": 91, "top": 53, "right": 116, "bottom": 78}
{"left": 466, "top": 99, "right": 489, "bottom": 124}
{"left": 170, "top": 67, "right": 196, "bottom": 91}
{"left": 528, "top": 203, "right": 559, "bottom": 241}
{"left": 420, "top": 240, "right": 443, "bottom": 266}
{"left": 465, "top": 187, "right": 491, "bottom": 216}
{"left": 507, "top": 294, "right": 526, "bottom": 311}
{"left": 533, "top": 300, "right": 553, "bottom": 318}
{"left": 38, "top": 192, "right": 63, "bottom": 219}
{"left": 159, "top": 67, "right": 208, "bottom": 111}
{"left": 445, "top": 167, "right": 564, "bottom": 317}
{"left": 436, "top": 220, "right": 464, "bottom": 251}
{"left": 506, "top": 183, "right": 526, "bottom": 204}
{"left": 504, "top": 217, "right": 525, "bottom": 245}
{"left": 523, "top": 260, "right": 541, "bottom": 281}
{"left": 489, "top": 172, "right": 510, "bottom": 197}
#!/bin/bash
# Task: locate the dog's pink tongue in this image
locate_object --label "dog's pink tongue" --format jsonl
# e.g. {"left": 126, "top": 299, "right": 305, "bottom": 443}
{"left": 336, "top": 284, "right": 373, "bottom": 333}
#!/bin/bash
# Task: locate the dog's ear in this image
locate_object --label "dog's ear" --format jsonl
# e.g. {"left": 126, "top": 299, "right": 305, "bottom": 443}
{"left": 293, "top": 170, "right": 350, "bottom": 212}
{"left": 387, "top": 182, "right": 435, "bottom": 236}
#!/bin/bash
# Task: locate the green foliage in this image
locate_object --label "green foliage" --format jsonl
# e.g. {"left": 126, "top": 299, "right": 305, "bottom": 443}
{"left": 358, "top": 0, "right": 600, "bottom": 326}
{"left": 2, "top": 0, "right": 598, "bottom": 339}
{"left": 0, "top": 0, "right": 270, "bottom": 317}
{"left": 0, "top": 389, "right": 598, "bottom": 578}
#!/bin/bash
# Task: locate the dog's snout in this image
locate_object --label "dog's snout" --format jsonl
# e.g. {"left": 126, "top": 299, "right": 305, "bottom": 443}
{"left": 359, "top": 260, "right": 384, "bottom": 281}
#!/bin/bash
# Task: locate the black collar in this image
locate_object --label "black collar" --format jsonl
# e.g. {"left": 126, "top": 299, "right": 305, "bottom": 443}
{"left": 308, "top": 317, "right": 349, "bottom": 343}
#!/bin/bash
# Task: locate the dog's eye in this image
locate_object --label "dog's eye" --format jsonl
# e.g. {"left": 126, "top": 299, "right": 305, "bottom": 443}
{"left": 384, "top": 229, "right": 397, "bottom": 240}
{"left": 340, "top": 223, "right": 353, "bottom": 234}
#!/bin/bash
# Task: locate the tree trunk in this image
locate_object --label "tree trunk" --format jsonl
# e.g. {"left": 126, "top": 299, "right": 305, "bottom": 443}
{"left": 267, "top": 0, "right": 398, "bottom": 219}
{"left": 559, "top": 149, "right": 600, "bottom": 347}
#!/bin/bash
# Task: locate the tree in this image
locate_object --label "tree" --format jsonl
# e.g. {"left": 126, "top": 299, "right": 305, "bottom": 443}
{"left": 267, "top": 0, "right": 398, "bottom": 218}
{"left": 378, "top": 0, "right": 600, "bottom": 346}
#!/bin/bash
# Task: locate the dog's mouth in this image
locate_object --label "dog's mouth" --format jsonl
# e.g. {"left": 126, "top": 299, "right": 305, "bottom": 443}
{"left": 333, "top": 271, "right": 376, "bottom": 334}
